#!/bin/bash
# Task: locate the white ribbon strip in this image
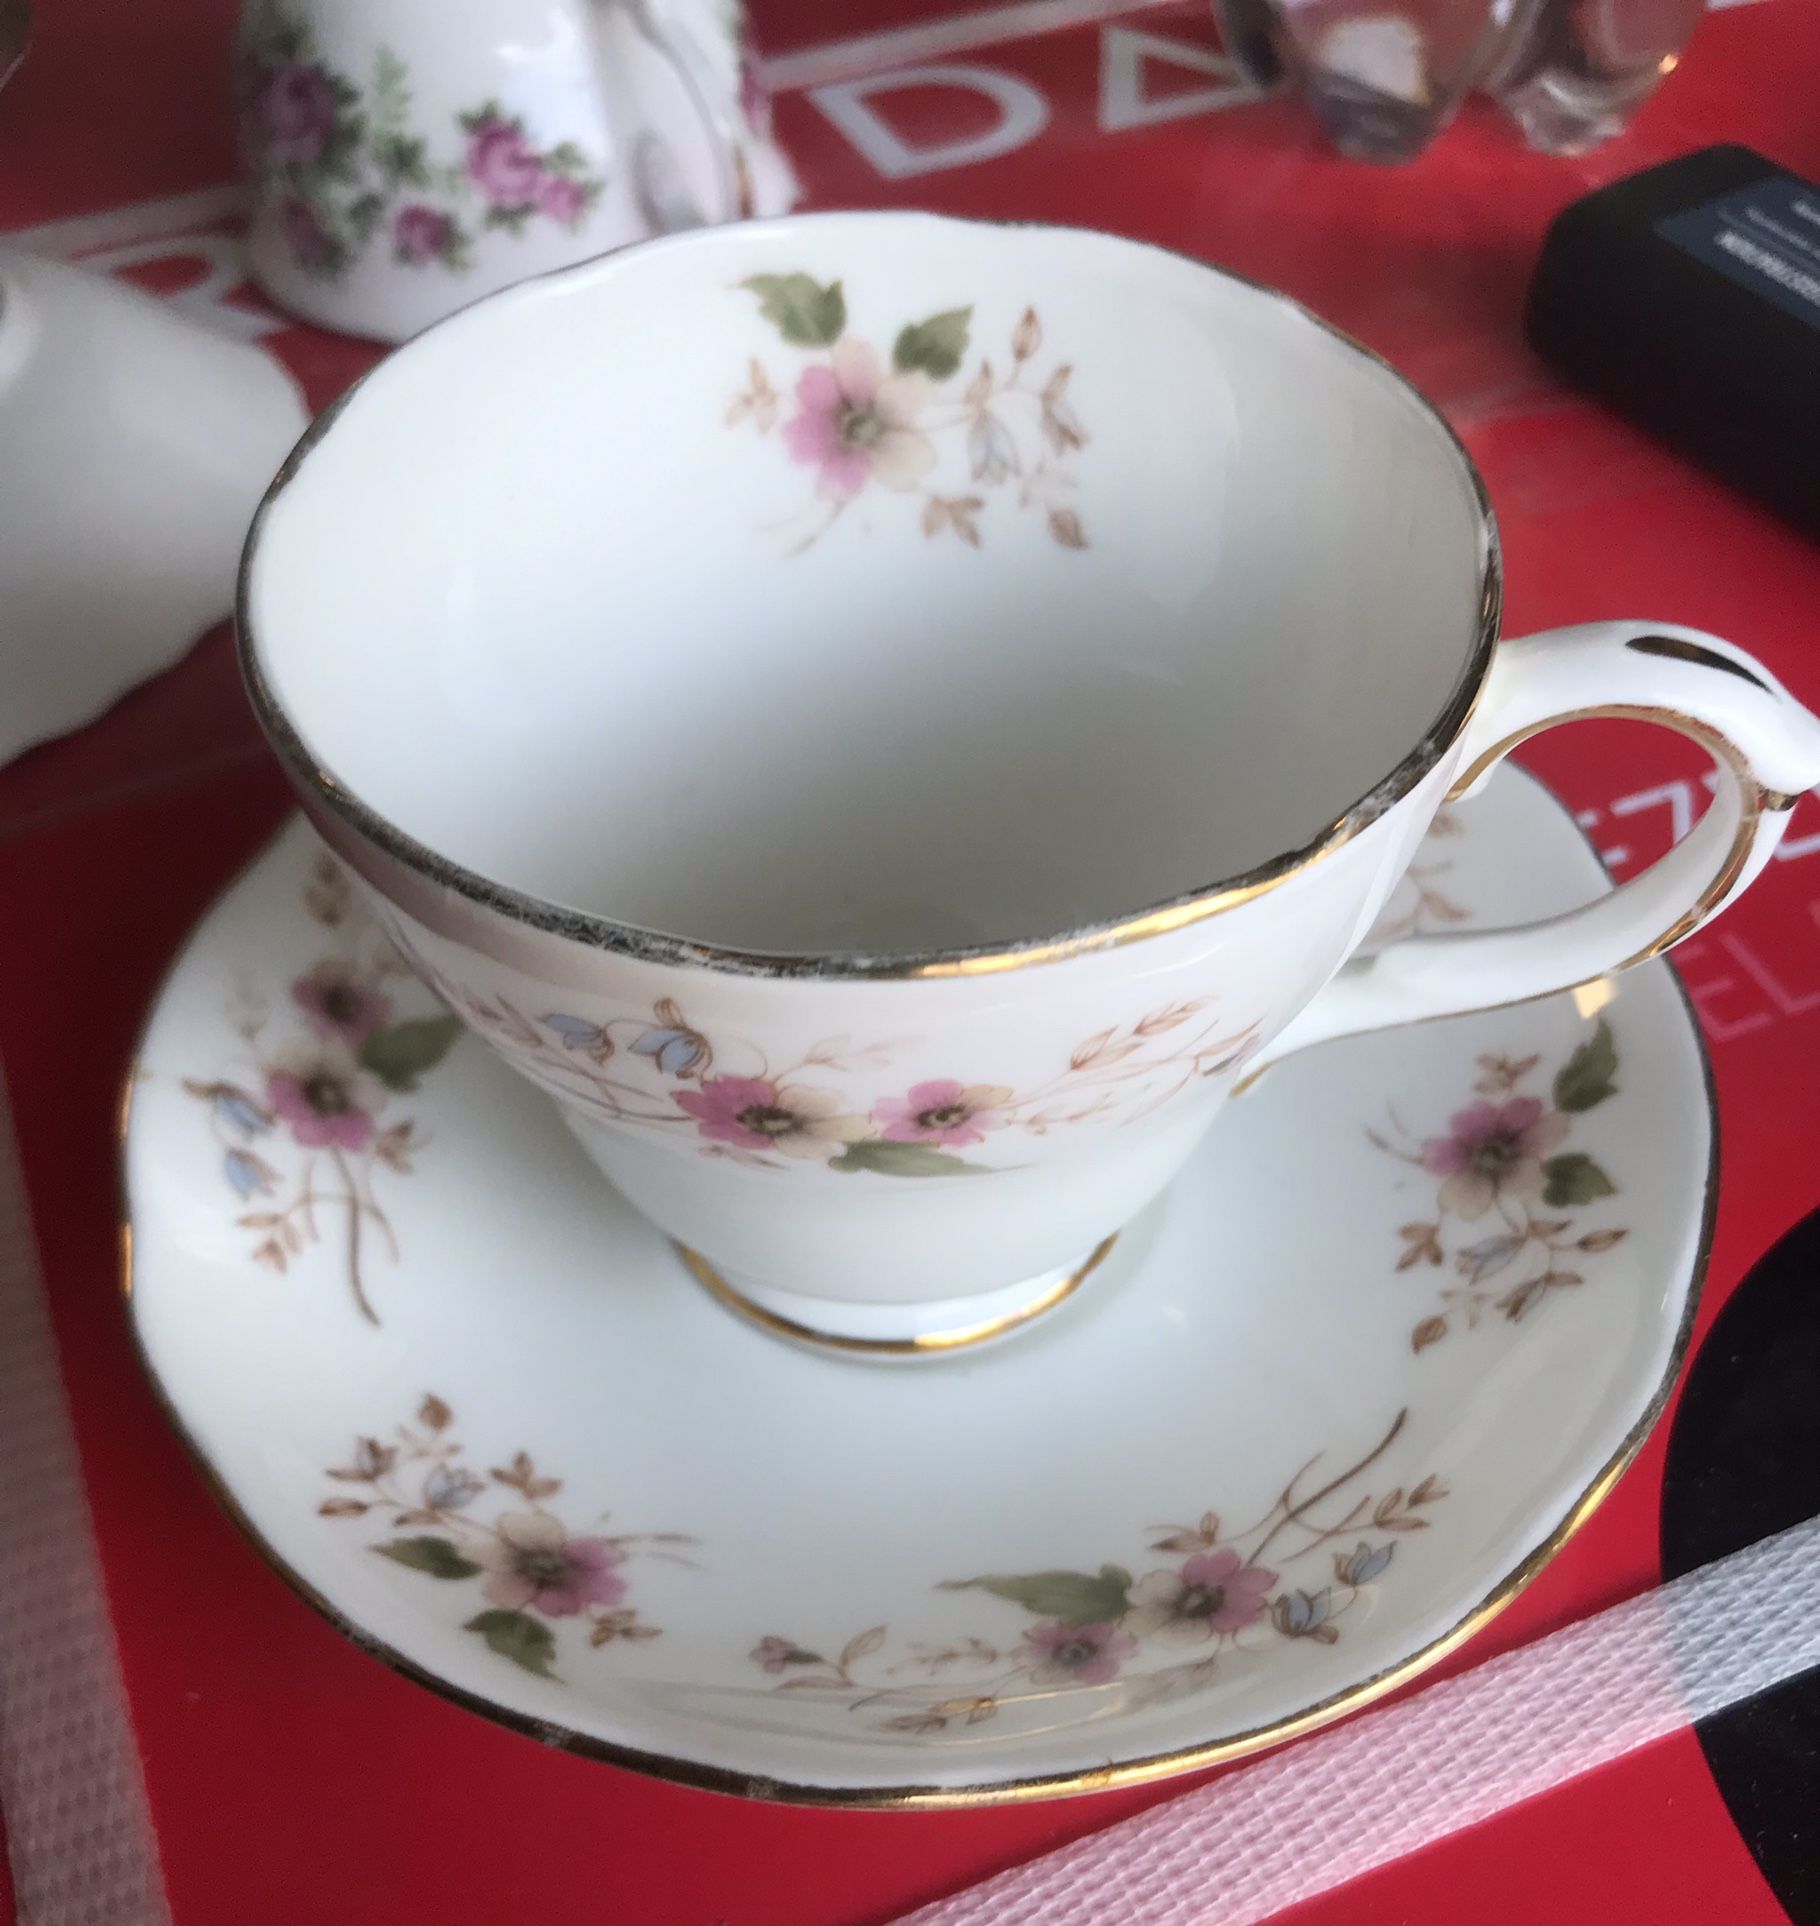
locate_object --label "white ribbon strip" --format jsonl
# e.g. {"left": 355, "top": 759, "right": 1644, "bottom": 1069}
{"left": 901, "top": 1513, "right": 1820, "bottom": 1926}
{"left": 0, "top": 1076, "right": 169, "bottom": 1926}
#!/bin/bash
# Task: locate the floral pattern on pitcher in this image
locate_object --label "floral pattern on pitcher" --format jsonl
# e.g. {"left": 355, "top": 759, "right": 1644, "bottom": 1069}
{"left": 184, "top": 854, "right": 462, "bottom": 1325}
{"left": 321, "top": 1394, "right": 697, "bottom": 1678}
{"left": 237, "top": 6, "right": 604, "bottom": 282}
{"left": 1371, "top": 1021, "right": 1629, "bottom": 1353}
{"left": 727, "top": 276, "right": 1088, "bottom": 554}
{"left": 749, "top": 1408, "right": 1445, "bottom": 1735}
{"left": 384, "top": 923, "right": 1265, "bottom": 1179}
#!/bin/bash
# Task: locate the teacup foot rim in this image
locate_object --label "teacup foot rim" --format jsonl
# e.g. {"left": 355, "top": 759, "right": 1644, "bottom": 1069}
{"left": 674, "top": 1236, "right": 1118, "bottom": 1358}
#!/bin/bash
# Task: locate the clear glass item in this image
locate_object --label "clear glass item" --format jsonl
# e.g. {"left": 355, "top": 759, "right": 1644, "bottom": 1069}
{"left": 1220, "top": 0, "right": 1506, "bottom": 161}
{"left": 0, "top": 0, "right": 28, "bottom": 93}
{"left": 1214, "top": 0, "right": 1704, "bottom": 160}
{"left": 1478, "top": 0, "right": 1707, "bottom": 154}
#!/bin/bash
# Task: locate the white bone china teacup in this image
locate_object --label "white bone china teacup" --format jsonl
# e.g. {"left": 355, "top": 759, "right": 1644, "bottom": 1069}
{"left": 238, "top": 212, "right": 1820, "bottom": 1354}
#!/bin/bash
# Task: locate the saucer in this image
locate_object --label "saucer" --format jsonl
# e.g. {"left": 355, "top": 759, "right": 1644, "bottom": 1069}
{"left": 124, "top": 766, "right": 1712, "bottom": 1805}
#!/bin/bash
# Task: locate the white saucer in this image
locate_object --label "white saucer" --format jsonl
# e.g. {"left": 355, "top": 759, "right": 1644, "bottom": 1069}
{"left": 124, "top": 767, "right": 1712, "bottom": 1806}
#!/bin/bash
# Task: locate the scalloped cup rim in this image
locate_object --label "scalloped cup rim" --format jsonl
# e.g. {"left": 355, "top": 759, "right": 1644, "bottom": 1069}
{"left": 235, "top": 209, "right": 1501, "bottom": 982}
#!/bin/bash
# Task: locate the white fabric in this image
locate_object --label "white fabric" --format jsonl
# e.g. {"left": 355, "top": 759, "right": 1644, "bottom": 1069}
{"left": 901, "top": 1513, "right": 1820, "bottom": 1926}
{"left": 0, "top": 1078, "right": 169, "bottom": 1926}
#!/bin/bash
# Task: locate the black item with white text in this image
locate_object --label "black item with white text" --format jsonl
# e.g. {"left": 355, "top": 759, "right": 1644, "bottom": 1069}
{"left": 1526, "top": 145, "right": 1820, "bottom": 535}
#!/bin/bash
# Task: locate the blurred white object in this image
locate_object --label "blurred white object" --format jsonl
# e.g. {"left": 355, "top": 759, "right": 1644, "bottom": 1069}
{"left": 235, "top": 0, "right": 798, "bottom": 343}
{"left": 0, "top": 250, "right": 307, "bottom": 765}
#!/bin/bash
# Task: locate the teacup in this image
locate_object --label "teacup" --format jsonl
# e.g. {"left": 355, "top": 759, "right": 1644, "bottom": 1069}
{"left": 238, "top": 212, "right": 1820, "bottom": 1354}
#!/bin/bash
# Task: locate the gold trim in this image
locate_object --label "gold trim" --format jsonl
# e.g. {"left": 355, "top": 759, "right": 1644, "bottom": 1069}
{"left": 676, "top": 1237, "right": 1115, "bottom": 1355}
{"left": 1762, "top": 787, "right": 1803, "bottom": 814}
{"left": 116, "top": 781, "right": 1714, "bottom": 1808}
{"left": 236, "top": 213, "right": 1503, "bottom": 984}
{"left": 1446, "top": 702, "right": 1764, "bottom": 971}
{"left": 1621, "top": 632, "right": 1772, "bottom": 691}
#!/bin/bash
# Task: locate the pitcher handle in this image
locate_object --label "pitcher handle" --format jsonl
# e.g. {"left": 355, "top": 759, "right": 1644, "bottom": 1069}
{"left": 1247, "top": 623, "right": 1820, "bottom": 1075}
{"left": 624, "top": 0, "right": 751, "bottom": 224}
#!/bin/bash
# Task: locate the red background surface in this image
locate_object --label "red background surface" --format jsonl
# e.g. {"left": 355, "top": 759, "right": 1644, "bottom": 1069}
{"left": 1, "top": 0, "right": 1816, "bottom": 1919}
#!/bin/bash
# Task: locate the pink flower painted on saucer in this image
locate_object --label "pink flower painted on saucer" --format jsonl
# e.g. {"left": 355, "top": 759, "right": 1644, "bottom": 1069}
{"left": 1421, "top": 1095, "right": 1570, "bottom": 1220}
{"left": 1124, "top": 1548, "right": 1278, "bottom": 1644}
{"left": 321, "top": 1394, "right": 695, "bottom": 1679}
{"left": 1376, "top": 1023, "right": 1629, "bottom": 1353}
{"left": 1022, "top": 1618, "right": 1138, "bottom": 1686}
{"left": 266, "top": 1046, "right": 380, "bottom": 1153}
{"left": 872, "top": 1079, "right": 1013, "bottom": 1148}
{"left": 747, "top": 1410, "right": 1444, "bottom": 1738}
{"left": 475, "top": 1513, "right": 629, "bottom": 1619}
{"left": 292, "top": 960, "right": 392, "bottom": 1045}
{"left": 187, "top": 853, "right": 461, "bottom": 1324}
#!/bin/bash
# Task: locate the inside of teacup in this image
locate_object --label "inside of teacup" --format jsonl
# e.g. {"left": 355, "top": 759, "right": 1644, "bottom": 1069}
{"left": 246, "top": 214, "right": 1493, "bottom": 958}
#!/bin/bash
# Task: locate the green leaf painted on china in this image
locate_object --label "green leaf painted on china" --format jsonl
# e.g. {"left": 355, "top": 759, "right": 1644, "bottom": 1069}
{"left": 1542, "top": 1152, "right": 1617, "bottom": 1207}
{"left": 892, "top": 307, "right": 973, "bottom": 379}
{"left": 939, "top": 1565, "right": 1134, "bottom": 1624}
{"left": 373, "top": 1535, "right": 480, "bottom": 1579}
{"left": 359, "top": 1016, "right": 462, "bottom": 1092}
{"left": 464, "top": 1608, "right": 558, "bottom": 1679}
{"left": 828, "top": 1140, "right": 988, "bottom": 1178}
{"left": 743, "top": 273, "right": 846, "bottom": 347}
{"left": 1552, "top": 1020, "right": 1618, "bottom": 1113}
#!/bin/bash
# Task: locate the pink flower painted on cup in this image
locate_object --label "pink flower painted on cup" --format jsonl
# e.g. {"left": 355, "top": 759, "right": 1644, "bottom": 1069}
{"left": 393, "top": 203, "right": 453, "bottom": 264}
{"left": 291, "top": 961, "right": 391, "bottom": 1045}
{"left": 782, "top": 339, "right": 935, "bottom": 501}
{"left": 259, "top": 62, "right": 338, "bottom": 164}
{"left": 265, "top": 1047, "right": 379, "bottom": 1153}
{"left": 1421, "top": 1096, "right": 1569, "bottom": 1221}
{"left": 750, "top": 1635, "right": 820, "bottom": 1674}
{"left": 474, "top": 1512, "right": 627, "bottom": 1618}
{"left": 1124, "top": 1548, "right": 1278, "bottom": 1644}
{"left": 536, "top": 172, "right": 588, "bottom": 226}
{"left": 872, "top": 1079, "right": 1013, "bottom": 1148}
{"left": 280, "top": 194, "right": 336, "bottom": 272}
{"left": 466, "top": 117, "right": 542, "bottom": 208}
{"left": 676, "top": 1075, "right": 868, "bottom": 1160}
{"left": 1021, "top": 1619, "right": 1138, "bottom": 1687}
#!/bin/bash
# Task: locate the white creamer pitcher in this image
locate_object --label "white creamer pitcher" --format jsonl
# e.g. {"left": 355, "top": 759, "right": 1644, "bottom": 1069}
{"left": 235, "top": 0, "right": 794, "bottom": 341}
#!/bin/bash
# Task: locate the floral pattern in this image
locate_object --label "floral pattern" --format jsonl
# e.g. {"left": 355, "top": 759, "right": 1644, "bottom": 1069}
{"left": 237, "top": 6, "right": 603, "bottom": 282}
{"left": 321, "top": 1394, "right": 696, "bottom": 1679}
{"left": 381, "top": 931, "right": 1264, "bottom": 1180}
{"left": 185, "top": 856, "right": 462, "bottom": 1325}
{"left": 747, "top": 1408, "right": 1444, "bottom": 1735}
{"left": 1364, "top": 808, "right": 1469, "bottom": 947}
{"left": 729, "top": 275, "right": 1087, "bottom": 554}
{"left": 1372, "top": 1022, "right": 1629, "bottom": 1353}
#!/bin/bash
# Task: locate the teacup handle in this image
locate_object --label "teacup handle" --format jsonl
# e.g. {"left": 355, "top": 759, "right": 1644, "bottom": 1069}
{"left": 1250, "top": 622, "right": 1820, "bottom": 1072}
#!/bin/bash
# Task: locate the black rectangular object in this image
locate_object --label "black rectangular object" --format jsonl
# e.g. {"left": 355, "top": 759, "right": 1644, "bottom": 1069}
{"left": 1525, "top": 145, "right": 1820, "bottom": 534}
